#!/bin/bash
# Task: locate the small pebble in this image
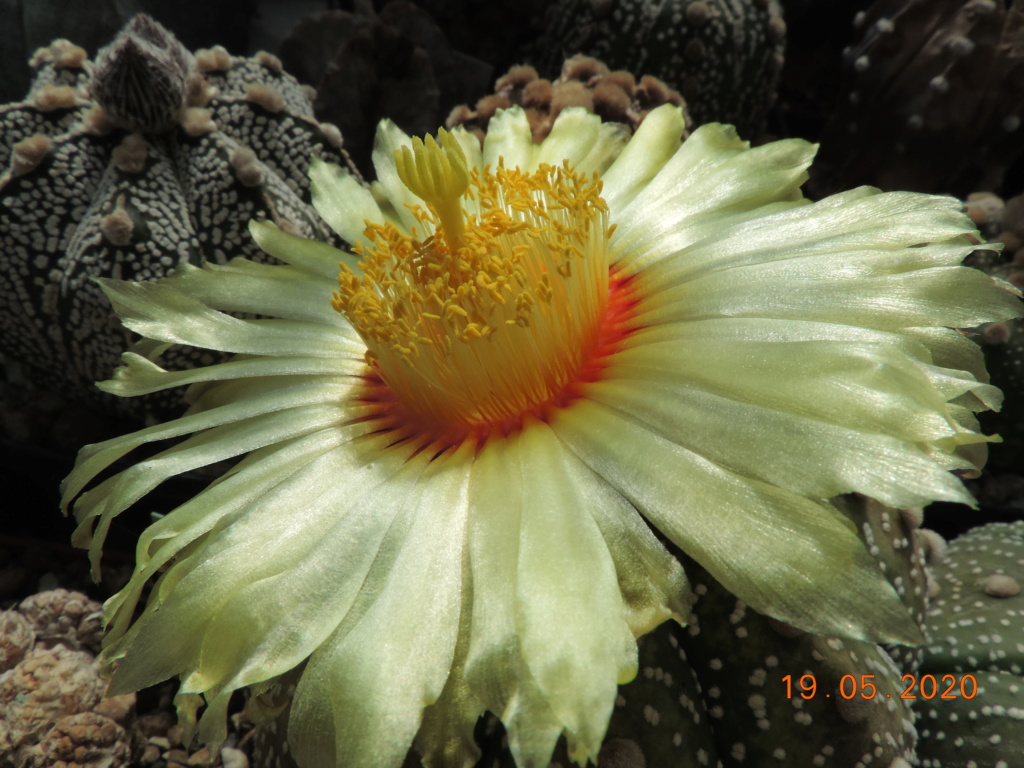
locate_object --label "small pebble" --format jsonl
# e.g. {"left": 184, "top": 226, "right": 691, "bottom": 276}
{"left": 165, "top": 748, "right": 191, "bottom": 763}
{"left": 140, "top": 744, "right": 161, "bottom": 764}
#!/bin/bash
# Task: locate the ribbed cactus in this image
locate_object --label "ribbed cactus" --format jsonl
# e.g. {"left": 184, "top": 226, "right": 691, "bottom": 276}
{"left": 915, "top": 520, "right": 1024, "bottom": 768}
{"left": 527, "top": 0, "right": 786, "bottom": 138}
{"left": 0, "top": 15, "right": 352, "bottom": 417}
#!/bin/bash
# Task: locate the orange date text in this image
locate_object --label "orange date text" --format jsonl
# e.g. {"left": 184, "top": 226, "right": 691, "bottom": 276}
{"left": 781, "top": 673, "right": 977, "bottom": 700}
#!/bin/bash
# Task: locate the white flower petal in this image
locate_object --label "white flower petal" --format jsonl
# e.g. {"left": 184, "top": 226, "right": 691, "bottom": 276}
{"left": 71, "top": 400, "right": 351, "bottom": 575}
{"left": 309, "top": 156, "right": 385, "bottom": 246}
{"left": 249, "top": 220, "right": 360, "bottom": 278}
{"left": 101, "top": 428, "right": 358, "bottom": 642}
{"left": 465, "top": 422, "right": 640, "bottom": 765}
{"left": 612, "top": 123, "right": 815, "bottom": 272}
{"left": 614, "top": 330, "right": 960, "bottom": 443}
{"left": 534, "top": 107, "right": 628, "bottom": 174}
{"left": 63, "top": 376, "right": 361, "bottom": 518}
{"left": 577, "top": 122, "right": 632, "bottom": 176}
{"left": 98, "top": 351, "right": 354, "bottom": 398}
{"left": 98, "top": 278, "right": 358, "bottom": 358}
{"left": 162, "top": 260, "right": 342, "bottom": 324}
{"left": 586, "top": 373, "right": 973, "bottom": 509}
{"left": 483, "top": 107, "right": 535, "bottom": 171}
{"left": 371, "top": 119, "right": 424, "bottom": 233}
{"left": 450, "top": 124, "right": 484, "bottom": 172}
{"left": 459, "top": 431, "right": 567, "bottom": 765}
{"left": 636, "top": 259, "right": 1019, "bottom": 331}
{"left": 106, "top": 432, "right": 429, "bottom": 697}
{"left": 638, "top": 210, "right": 977, "bottom": 293}
{"left": 601, "top": 104, "right": 685, "bottom": 212}
{"left": 553, "top": 400, "right": 923, "bottom": 645}
{"left": 289, "top": 443, "right": 471, "bottom": 768}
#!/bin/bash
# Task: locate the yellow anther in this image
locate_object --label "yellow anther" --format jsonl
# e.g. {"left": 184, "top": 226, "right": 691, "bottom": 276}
{"left": 332, "top": 158, "right": 610, "bottom": 429}
{"left": 393, "top": 129, "right": 469, "bottom": 253}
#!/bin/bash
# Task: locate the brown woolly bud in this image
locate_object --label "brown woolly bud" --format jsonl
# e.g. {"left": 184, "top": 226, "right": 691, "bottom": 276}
{"left": 474, "top": 94, "right": 511, "bottom": 121}
{"left": 80, "top": 105, "right": 115, "bottom": 136}
{"left": 35, "top": 712, "right": 131, "bottom": 767}
{"left": 301, "top": 84, "right": 317, "bottom": 103}
{"left": 965, "top": 191, "right": 1004, "bottom": 226}
{"left": 33, "top": 85, "right": 78, "bottom": 112}
{"left": 526, "top": 107, "right": 552, "bottom": 143}
{"left": 496, "top": 64, "right": 539, "bottom": 96}
{"left": 981, "top": 574, "right": 1021, "bottom": 597}
{"left": 918, "top": 528, "right": 948, "bottom": 565}
{"left": 185, "top": 73, "right": 215, "bottom": 108}
{"left": 29, "top": 45, "right": 54, "bottom": 68}
{"left": 50, "top": 39, "right": 88, "bottom": 69}
{"left": 195, "top": 45, "right": 232, "bottom": 73}
{"left": 111, "top": 133, "right": 148, "bottom": 174}
{"left": 231, "top": 147, "right": 265, "bottom": 187}
{"left": 9, "top": 134, "right": 52, "bottom": 178}
{"left": 255, "top": 50, "right": 284, "bottom": 75}
{"left": 979, "top": 321, "right": 1011, "bottom": 345}
{"left": 521, "top": 79, "right": 553, "bottom": 110}
{"left": 445, "top": 103, "right": 475, "bottom": 128}
{"left": 635, "top": 75, "right": 674, "bottom": 108}
{"left": 0, "top": 611, "right": 34, "bottom": 672}
{"left": 320, "top": 122, "right": 344, "bottom": 149}
{"left": 180, "top": 107, "right": 217, "bottom": 136}
{"left": 898, "top": 507, "right": 925, "bottom": 530}
{"left": 1002, "top": 231, "right": 1022, "bottom": 255}
{"left": 602, "top": 70, "right": 636, "bottom": 94}
{"left": 100, "top": 197, "right": 135, "bottom": 246}
{"left": 592, "top": 81, "right": 631, "bottom": 122}
{"left": 685, "top": 1, "right": 712, "bottom": 26}
{"left": 550, "top": 80, "right": 593, "bottom": 118}
{"left": 246, "top": 84, "right": 286, "bottom": 113}
{"left": 560, "top": 54, "right": 608, "bottom": 83}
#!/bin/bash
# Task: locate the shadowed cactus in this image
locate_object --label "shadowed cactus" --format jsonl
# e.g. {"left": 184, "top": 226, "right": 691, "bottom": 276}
{"left": 0, "top": 15, "right": 354, "bottom": 417}
{"left": 915, "top": 520, "right": 1024, "bottom": 768}
{"left": 527, "top": 0, "right": 786, "bottom": 138}
{"left": 816, "top": 0, "right": 1024, "bottom": 196}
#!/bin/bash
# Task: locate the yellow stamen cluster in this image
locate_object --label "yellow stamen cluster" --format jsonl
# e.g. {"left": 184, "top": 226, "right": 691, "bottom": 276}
{"left": 332, "top": 129, "right": 611, "bottom": 429}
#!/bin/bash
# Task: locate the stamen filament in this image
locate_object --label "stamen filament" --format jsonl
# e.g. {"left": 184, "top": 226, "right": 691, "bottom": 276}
{"left": 334, "top": 132, "right": 613, "bottom": 432}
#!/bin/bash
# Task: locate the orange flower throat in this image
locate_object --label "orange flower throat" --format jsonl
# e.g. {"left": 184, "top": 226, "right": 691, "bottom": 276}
{"left": 331, "top": 130, "right": 638, "bottom": 443}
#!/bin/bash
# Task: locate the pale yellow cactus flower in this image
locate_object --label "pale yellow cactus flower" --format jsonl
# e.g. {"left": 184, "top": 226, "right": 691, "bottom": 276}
{"left": 62, "top": 104, "right": 1021, "bottom": 768}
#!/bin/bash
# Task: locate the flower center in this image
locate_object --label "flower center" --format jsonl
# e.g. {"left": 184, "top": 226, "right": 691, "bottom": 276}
{"left": 332, "top": 129, "right": 615, "bottom": 434}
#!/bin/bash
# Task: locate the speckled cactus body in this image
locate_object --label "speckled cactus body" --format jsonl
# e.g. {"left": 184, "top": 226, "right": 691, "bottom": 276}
{"left": 528, "top": 0, "right": 786, "bottom": 138}
{"left": 916, "top": 520, "right": 1024, "bottom": 768}
{"left": 0, "top": 16, "right": 352, "bottom": 417}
